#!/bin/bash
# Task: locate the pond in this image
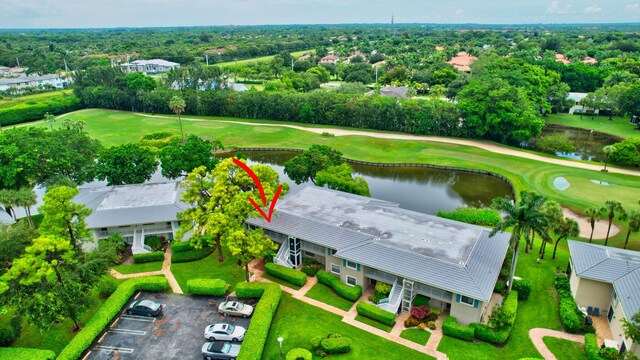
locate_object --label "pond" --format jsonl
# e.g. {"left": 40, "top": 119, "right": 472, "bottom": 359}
{"left": 221, "top": 150, "right": 513, "bottom": 215}
{"left": 540, "top": 125, "right": 620, "bottom": 162}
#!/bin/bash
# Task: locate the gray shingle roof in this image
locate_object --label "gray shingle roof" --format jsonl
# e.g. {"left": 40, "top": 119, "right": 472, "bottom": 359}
{"left": 568, "top": 240, "right": 640, "bottom": 316}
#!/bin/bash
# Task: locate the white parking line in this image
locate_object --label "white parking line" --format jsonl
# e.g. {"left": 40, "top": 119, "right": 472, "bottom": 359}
{"left": 94, "top": 346, "right": 134, "bottom": 353}
{"left": 133, "top": 292, "right": 141, "bottom": 300}
{"left": 81, "top": 351, "right": 92, "bottom": 360}
{"left": 120, "top": 315, "right": 156, "bottom": 322}
{"left": 109, "top": 328, "right": 146, "bottom": 336}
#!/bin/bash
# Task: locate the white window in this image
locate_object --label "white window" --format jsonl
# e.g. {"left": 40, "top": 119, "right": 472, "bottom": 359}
{"left": 331, "top": 264, "right": 340, "bottom": 275}
{"left": 303, "top": 251, "right": 315, "bottom": 258}
{"left": 346, "top": 261, "right": 358, "bottom": 270}
{"left": 346, "top": 275, "right": 357, "bottom": 287}
{"left": 460, "top": 295, "right": 474, "bottom": 306}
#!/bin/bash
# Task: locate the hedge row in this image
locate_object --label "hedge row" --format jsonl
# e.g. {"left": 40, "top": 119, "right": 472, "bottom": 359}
{"left": 585, "top": 333, "right": 606, "bottom": 360}
{"left": 442, "top": 316, "right": 475, "bottom": 341}
{"left": 286, "top": 348, "right": 313, "bottom": 360}
{"left": 133, "top": 251, "right": 165, "bottom": 264}
{"left": 235, "top": 282, "right": 283, "bottom": 360}
{"left": 57, "top": 277, "right": 169, "bottom": 360}
{"left": 171, "top": 247, "right": 214, "bottom": 263}
{"left": 311, "top": 333, "right": 352, "bottom": 355}
{"left": 316, "top": 270, "right": 362, "bottom": 301}
{"left": 554, "top": 275, "right": 584, "bottom": 333}
{"left": 0, "top": 348, "right": 56, "bottom": 360}
{"left": 356, "top": 301, "right": 396, "bottom": 326}
{"left": 171, "top": 241, "right": 194, "bottom": 253}
{"left": 0, "top": 96, "right": 82, "bottom": 126}
{"left": 264, "top": 262, "right": 308, "bottom": 287}
{"left": 186, "top": 278, "right": 228, "bottom": 296}
{"left": 435, "top": 207, "right": 502, "bottom": 226}
{"left": 472, "top": 291, "right": 518, "bottom": 344}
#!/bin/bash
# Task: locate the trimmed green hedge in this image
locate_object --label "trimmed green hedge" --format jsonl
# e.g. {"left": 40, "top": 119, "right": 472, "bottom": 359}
{"left": 171, "top": 241, "right": 193, "bottom": 253}
{"left": 0, "top": 348, "right": 56, "bottom": 360}
{"left": 286, "top": 348, "right": 313, "bottom": 360}
{"left": 0, "top": 96, "right": 82, "bottom": 127}
{"left": 435, "top": 207, "right": 501, "bottom": 226}
{"left": 264, "top": 262, "right": 308, "bottom": 287}
{"left": 316, "top": 270, "right": 362, "bottom": 301}
{"left": 356, "top": 301, "right": 396, "bottom": 326}
{"left": 57, "top": 277, "right": 169, "bottom": 360}
{"left": 585, "top": 333, "right": 606, "bottom": 360}
{"left": 235, "top": 282, "right": 283, "bottom": 360}
{"left": 512, "top": 279, "right": 533, "bottom": 300}
{"left": 473, "top": 291, "right": 518, "bottom": 344}
{"left": 171, "top": 247, "right": 214, "bottom": 263}
{"left": 442, "top": 316, "right": 475, "bottom": 341}
{"left": 186, "top": 278, "right": 228, "bottom": 296}
{"left": 133, "top": 251, "right": 165, "bottom": 264}
{"left": 554, "top": 275, "right": 584, "bottom": 333}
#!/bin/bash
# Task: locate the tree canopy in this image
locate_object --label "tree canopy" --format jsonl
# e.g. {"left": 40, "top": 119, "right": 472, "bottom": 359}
{"left": 95, "top": 143, "right": 159, "bottom": 185}
{"left": 284, "top": 144, "right": 345, "bottom": 185}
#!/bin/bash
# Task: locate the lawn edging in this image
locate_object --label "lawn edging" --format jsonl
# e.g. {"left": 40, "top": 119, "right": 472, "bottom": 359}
{"left": 264, "top": 262, "right": 307, "bottom": 287}
{"left": 0, "top": 348, "right": 56, "bottom": 360}
{"left": 316, "top": 270, "right": 362, "bottom": 301}
{"left": 235, "top": 282, "right": 283, "bottom": 360}
{"left": 56, "top": 276, "right": 169, "bottom": 360}
{"left": 186, "top": 278, "right": 228, "bottom": 296}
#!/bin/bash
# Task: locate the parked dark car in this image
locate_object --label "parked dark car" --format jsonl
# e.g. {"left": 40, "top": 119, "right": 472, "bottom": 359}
{"left": 201, "top": 341, "right": 241, "bottom": 360}
{"left": 126, "top": 299, "right": 163, "bottom": 317}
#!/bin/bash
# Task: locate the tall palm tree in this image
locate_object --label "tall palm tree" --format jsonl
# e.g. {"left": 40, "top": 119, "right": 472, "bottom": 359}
{"left": 601, "top": 145, "right": 616, "bottom": 172}
{"left": 552, "top": 217, "right": 580, "bottom": 260}
{"left": 14, "top": 188, "right": 37, "bottom": 229}
{"left": 540, "top": 200, "right": 563, "bottom": 259}
{"left": 624, "top": 210, "right": 640, "bottom": 250}
{"left": 169, "top": 95, "right": 186, "bottom": 141}
{"left": 584, "top": 207, "right": 603, "bottom": 243}
{"left": 491, "top": 191, "right": 551, "bottom": 292}
{"left": 603, "top": 200, "right": 627, "bottom": 246}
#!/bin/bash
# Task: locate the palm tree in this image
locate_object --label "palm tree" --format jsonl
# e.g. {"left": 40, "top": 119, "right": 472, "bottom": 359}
{"left": 601, "top": 145, "right": 616, "bottom": 172}
{"left": 491, "top": 191, "right": 551, "bottom": 292}
{"left": 603, "top": 200, "right": 627, "bottom": 246}
{"left": 14, "top": 188, "right": 36, "bottom": 229}
{"left": 540, "top": 200, "right": 563, "bottom": 259}
{"left": 584, "top": 207, "right": 603, "bottom": 243}
{"left": 169, "top": 95, "right": 186, "bottom": 141}
{"left": 552, "top": 218, "right": 580, "bottom": 260}
{"left": 624, "top": 210, "right": 640, "bottom": 249}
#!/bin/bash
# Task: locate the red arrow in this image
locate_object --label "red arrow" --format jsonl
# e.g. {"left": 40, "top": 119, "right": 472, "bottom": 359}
{"left": 232, "top": 158, "right": 283, "bottom": 222}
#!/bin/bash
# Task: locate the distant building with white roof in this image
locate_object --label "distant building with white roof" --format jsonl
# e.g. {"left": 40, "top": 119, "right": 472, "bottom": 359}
{"left": 120, "top": 59, "right": 180, "bottom": 74}
{"left": 0, "top": 74, "right": 65, "bottom": 92}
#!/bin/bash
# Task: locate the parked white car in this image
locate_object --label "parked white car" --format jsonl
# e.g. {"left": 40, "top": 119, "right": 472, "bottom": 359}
{"left": 204, "top": 323, "right": 246, "bottom": 342}
{"left": 218, "top": 300, "right": 254, "bottom": 318}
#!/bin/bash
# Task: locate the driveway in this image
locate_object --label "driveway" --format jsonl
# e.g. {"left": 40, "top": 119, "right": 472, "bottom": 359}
{"left": 84, "top": 291, "right": 255, "bottom": 360}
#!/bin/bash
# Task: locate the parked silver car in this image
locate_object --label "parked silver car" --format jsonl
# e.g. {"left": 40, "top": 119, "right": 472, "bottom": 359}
{"left": 201, "top": 341, "right": 241, "bottom": 360}
{"left": 217, "top": 300, "right": 253, "bottom": 318}
{"left": 204, "top": 323, "right": 246, "bottom": 342}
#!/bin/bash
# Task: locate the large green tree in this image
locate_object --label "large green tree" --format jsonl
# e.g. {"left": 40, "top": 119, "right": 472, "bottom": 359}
{"left": 95, "top": 143, "right": 158, "bottom": 185}
{"left": 227, "top": 228, "right": 278, "bottom": 282}
{"left": 39, "top": 186, "right": 92, "bottom": 250}
{"left": 316, "top": 163, "right": 370, "bottom": 197}
{"left": 624, "top": 210, "right": 640, "bottom": 250}
{"left": 159, "top": 135, "right": 222, "bottom": 179}
{"left": 551, "top": 217, "right": 580, "bottom": 260}
{"left": 284, "top": 144, "right": 345, "bottom": 185}
{"left": 169, "top": 95, "right": 187, "bottom": 141}
{"left": 0, "top": 221, "right": 36, "bottom": 275}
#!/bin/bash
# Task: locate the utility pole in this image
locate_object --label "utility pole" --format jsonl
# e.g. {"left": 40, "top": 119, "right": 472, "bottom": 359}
{"left": 16, "top": 58, "right": 20, "bottom": 67}
{"left": 63, "top": 58, "right": 69, "bottom": 72}
{"left": 291, "top": 59, "right": 294, "bottom": 72}
{"left": 205, "top": 54, "right": 209, "bottom": 66}
{"left": 375, "top": 66, "right": 379, "bottom": 83}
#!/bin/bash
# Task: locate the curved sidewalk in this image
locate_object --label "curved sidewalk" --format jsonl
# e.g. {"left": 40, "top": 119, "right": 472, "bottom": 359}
{"left": 529, "top": 328, "right": 584, "bottom": 360}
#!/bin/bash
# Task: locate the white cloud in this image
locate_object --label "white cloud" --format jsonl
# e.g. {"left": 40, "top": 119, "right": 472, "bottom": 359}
{"left": 627, "top": 3, "right": 640, "bottom": 11}
{"left": 546, "top": 1, "right": 573, "bottom": 14}
{"left": 584, "top": 5, "right": 602, "bottom": 14}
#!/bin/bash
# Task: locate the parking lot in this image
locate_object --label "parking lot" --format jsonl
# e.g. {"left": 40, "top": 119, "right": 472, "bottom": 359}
{"left": 84, "top": 291, "right": 255, "bottom": 360}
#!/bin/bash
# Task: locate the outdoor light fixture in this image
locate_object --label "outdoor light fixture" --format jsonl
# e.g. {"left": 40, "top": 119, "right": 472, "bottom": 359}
{"left": 278, "top": 336, "right": 284, "bottom": 359}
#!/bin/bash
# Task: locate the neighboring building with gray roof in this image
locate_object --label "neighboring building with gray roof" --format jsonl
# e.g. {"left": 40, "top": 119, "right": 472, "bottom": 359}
{"left": 247, "top": 186, "right": 510, "bottom": 324}
{"left": 76, "top": 182, "right": 190, "bottom": 254}
{"left": 568, "top": 240, "right": 640, "bottom": 355}
{"left": 120, "top": 59, "right": 180, "bottom": 74}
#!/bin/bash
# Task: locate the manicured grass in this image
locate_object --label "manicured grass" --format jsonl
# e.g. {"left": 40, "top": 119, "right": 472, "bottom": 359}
{"left": 45, "top": 109, "right": 640, "bottom": 249}
{"left": 543, "top": 336, "right": 586, "bottom": 360}
{"left": 546, "top": 113, "right": 639, "bottom": 139}
{"left": 112, "top": 261, "right": 163, "bottom": 274}
{"left": 171, "top": 247, "right": 245, "bottom": 292}
{"left": 354, "top": 314, "right": 393, "bottom": 332}
{"left": 304, "top": 282, "right": 355, "bottom": 311}
{"left": 0, "top": 90, "right": 73, "bottom": 109}
{"left": 400, "top": 329, "right": 432, "bottom": 345}
{"left": 213, "top": 50, "right": 313, "bottom": 67}
{"left": 438, "top": 237, "right": 568, "bottom": 359}
{"left": 264, "top": 293, "right": 434, "bottom": 359}
{"left": 262, "top": 273, "right": 303, "bottom": 290}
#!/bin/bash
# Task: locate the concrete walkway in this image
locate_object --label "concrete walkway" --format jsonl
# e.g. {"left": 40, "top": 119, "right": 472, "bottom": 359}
{"left": 529, "top": 328, "right": 585, "bottom": 360}
{"left": 110, "top": 245, "right": 183, "bottom": 294}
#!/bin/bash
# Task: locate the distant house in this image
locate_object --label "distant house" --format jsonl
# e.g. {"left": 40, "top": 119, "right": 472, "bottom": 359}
{"left": 581, "top": 57, "right": 598, "bottom": 65}
{"left": 0, "top": 74, "right": 65, "bottom": 92}
{"left": 366, "top": 85, "right": 409, "bottom": 98}
{"left": 568, "top": 241, "right": 640, "bottom": 355}
{"left": 0, "top": 66, "right": 28, "bottom": 78}
{"left": 372, "top": 60, "right": 386, "bottom": 68}
{"left": 230, "top": 83, "right": 249, "bottom": 91}
{"left": 319, "top": 55, "right": 340, "bottom": 65}
{"left": 447, "top": 52, "right": 477, "bottom": 73}
{"left": 343, "top": 51, "right": 366, "bottom": 64}
{"left": 566, "top": 92, "right": 602, "bottom": 115}
{"left": 120, "top": 59, "right": 180, "bottom": 74}
{"left": 75, "top": 182, "right": 191, "bottom": 254}
{"left": 435, "top": 46, "right": 445, "bottom": 51}
{"left": 298, "top": 54, "right": 312, "bottom": 60}
{"left": 555, "top": 54, "right": 571, "bottom": 64}
{"left": 205, "top": 48, "right": 226, "bottom": 54}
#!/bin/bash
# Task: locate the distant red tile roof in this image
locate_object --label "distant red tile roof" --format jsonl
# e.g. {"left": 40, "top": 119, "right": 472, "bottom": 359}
{"left": 435, "top": 46, "right": 445, "bottom": 51}
{"left": 298, "top": 54, "right": 311, "bottom": 60}
{"left": 555, "top": 54, "right": 570, "bottom": 64}
{"left": 447, "top": 51, "right": 477, "bottom": 72}
{"left": 319, "top": 55, "right": 340, "bottom": 63}
{"left": 205, "top": 48, "right": 226, "bottom": 54}
{"left": 372, "top": 60, "right": 386, "bottom": 67}
{"left": 581, "top": 56, "right": 597, "bottom": 64}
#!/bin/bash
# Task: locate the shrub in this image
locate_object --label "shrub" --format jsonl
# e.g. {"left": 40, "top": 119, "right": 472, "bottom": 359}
{"left": 0, "top": 96, "right": 82, "bottom": 127}
{"left": 96, "top": 276, "right": 119, "bottom": 298}
{"left": 404, "top": 316, "right": 420, "bottom": 328}
{"left": 171, "top": 241, "right": 193, "bottom": 253}
{"left": 144, "top": 236, "right": 163, "bottom": 251}
{"left": 171, "top": 247, "right": 214, "bottom": 263}
{"left": 301, "top": 265, "right": 319, "bottom": 277}
{"left": 286, "top": 348, "right": 313, "bottom": 360}
{"left": 186, "top": 278, "right": 228, "bottom": 296}
{"left": 427, "top": 321, "right": 436, "bottom": 330}
{"left": 57, "top": 277, "right": 169, "bottom": 360}
{"left": 368, "top": 291, "right": 385, "bottom": 304}
{"left": 472, "top": 290, "right": 519, "bottom": 344}
{"left": 554, "top": 275, "right": 583, "bottom": 333}
{"left": 436, "top": 207, "right": 501, "bottom": 226}
{"left": 426, "top": 307, "right": 442, "bottom": 321}
{"left": 374, "top": 282, "right": 392, "bottom": 296}
{"left": 494, "top": 280, "right": 506, "bottom": 294}
{"left": 138, "top": 131, "right": 180, "bottom": 149}
{"left": 133, "top": 251, "right": 165, "bottom": 263}
{"left": 608, "top": 138, "right": 640, "bottom": 168}
{"left": 533, "top": 134, "right": 575, "bottom": 155}
{"left": 471, "top": 323, "right": 510, "bottom": 344}
{"left": 321, "top": 132, "right": 335, "bottom": 137}
{"left": 311, "top": 335, "right": 323, "bottom": 350}
{"left": 0, "top": 348, "right": 56, "bottom": 360}
{"left": 316, "top": 270, "right": 362, "bottom": 301}
{"left": 410, "top": 306, "right": 431, "bottom": 320}
{"left": 442, "top": 316, "right": 475, "bottom": 341}
{"left": 585, "top": 333, "right": 605, "bottom": 360}
{"left": 235, "top": 282, "right": 283, "bottom": 360}
{"left": 264, "top": 263, "right": 308, "bottom": 286}
{"left": 0, "top": 328, "right": 16, "bottom": 347}
{"left": 312, "top": 333, "right": 352, "bottom": 355}
{"left": 512, "top": 279, "right": 533, "bottom": 300}
{"left": 412, "top": 294, "right": 430, "bottom": 307}
{"left": 356, "top": 301, "right": 396, "bottom": 326}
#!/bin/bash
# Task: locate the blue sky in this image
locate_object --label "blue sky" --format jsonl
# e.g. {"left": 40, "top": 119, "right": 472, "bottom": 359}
{"left": 1, "top": 0, "right": 639, "bottom": 28}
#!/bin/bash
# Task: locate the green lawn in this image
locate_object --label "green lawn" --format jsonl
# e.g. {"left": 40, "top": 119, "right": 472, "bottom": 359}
{"left": 543, "top": 336, "right": 586, "bottom": 360}
{"left": 0, "top": 90, "right": 73, "bottom": 109}
{"left": 41, "top": 109, "right": 640, "bottom": 249}
{"left": 304, "top": 282, "right": 355, "bottom": 311}
{"left": 262, "top": 273, "right": 303, "bottom": 290}
{"left": 438, "top": 237, "right": 568, "bottom": 359}
{"left": 213, "top": 49, "right": 314, "bottom": 67}
{"left": 112, "top": 261, "right": 163, "bottom": 274}
{"left": 354, "top": 314, "right": 393, "bottom": 332}
{"left": 400, "top": 329, "right": 432, "bottom": 345}
{"left": 546, "top": 113, "right": 639, "bottom": 139}
{"left": 264, "top": 294, "right": 434, "bottom": 359}
{"left": 171, "top": 248, "right": 246, "bottom": 292}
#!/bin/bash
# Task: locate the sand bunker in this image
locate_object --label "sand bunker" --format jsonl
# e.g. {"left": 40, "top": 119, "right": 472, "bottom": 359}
{"left": 562, "top": 208, "right": 620, "bottom": 240}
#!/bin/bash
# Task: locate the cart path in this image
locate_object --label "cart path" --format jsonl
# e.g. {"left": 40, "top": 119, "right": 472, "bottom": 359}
{"left": 136, "top": 113, "right": 640, "bottom": 177}
{"left": 529, "top": 328, "right": 584, "bottom": 360}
